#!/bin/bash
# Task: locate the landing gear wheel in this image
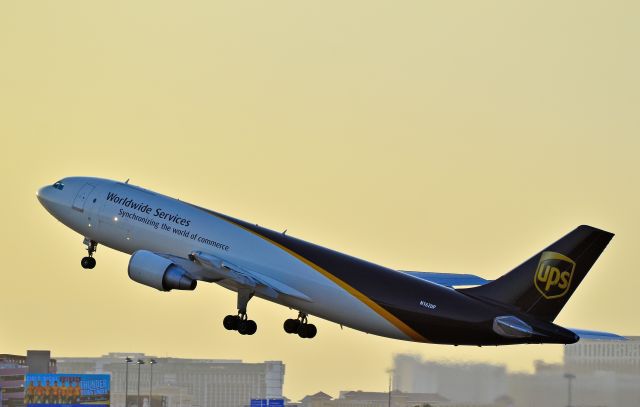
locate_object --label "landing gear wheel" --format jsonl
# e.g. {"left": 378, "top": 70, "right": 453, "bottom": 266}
{"left": 283, "top": 319, "right": 301, "bottom": 334}
{"left": 81, "top": 238, "right": 98, "bottom": 269}
{"left": 285, "top": 312, "right": 317, "bottom": 339}
{"left": 298, "top": 323, "right": 317, "bottom": 339}
{"left": 238, "top": 319, "right": 257, "bottom": 335}
{"left": 303, "top": 324, "right": 317, "bottom": 339}
{"left": 226, "top": 289, "right": 257, "bottom": 335}
{"left": 223, "top": 315, "right": 240, "bottom": 330}
{"left": 81, "top": 256, "right": 96, "bottom": 269}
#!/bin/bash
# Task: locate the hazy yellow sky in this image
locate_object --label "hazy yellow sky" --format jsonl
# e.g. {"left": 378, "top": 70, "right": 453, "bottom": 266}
{"left": 1, "top": 0, "right": 639, "bottom": 401}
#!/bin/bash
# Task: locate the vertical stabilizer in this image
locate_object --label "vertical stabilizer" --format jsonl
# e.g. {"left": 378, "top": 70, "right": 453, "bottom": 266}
{"left": 461, "top": 225, "right": 614, "bottom": 322}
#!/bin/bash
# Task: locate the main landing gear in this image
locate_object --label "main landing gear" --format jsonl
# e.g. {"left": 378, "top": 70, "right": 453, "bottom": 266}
{"left": 223, "top": 289, "right": 258, "bottom": 335}
{"left": 284, "top": 312, "right": 317, "bottom": 339}
{"left": 221, "top": 290, "right": 317, "bottom": 339}
{"left": 81, "top": 238, "right": 98, "bottom": 269}
{"left": 223, "top": 313, "right": 257, "bottom": 335}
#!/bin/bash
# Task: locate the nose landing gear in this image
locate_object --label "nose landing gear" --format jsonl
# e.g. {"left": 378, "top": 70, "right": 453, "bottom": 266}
{"left": 284, "top": 312, "right": 317, "bottom": 339}
{"left": 81, "top": 238, "right": 98, "bottom": 269}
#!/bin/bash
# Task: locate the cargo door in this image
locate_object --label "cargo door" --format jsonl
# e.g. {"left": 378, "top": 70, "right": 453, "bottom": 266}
{"left": 72, "top": 183, "right": 95, "bottom": 212}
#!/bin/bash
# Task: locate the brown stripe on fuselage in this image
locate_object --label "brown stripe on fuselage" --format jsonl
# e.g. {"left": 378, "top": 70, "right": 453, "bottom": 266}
{"left": 189, "top": 203, "right": 428, "bottom": 342}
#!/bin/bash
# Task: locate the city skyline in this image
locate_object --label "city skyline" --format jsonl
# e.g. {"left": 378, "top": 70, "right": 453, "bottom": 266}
{"left": 6, "top": 344, "right": 638, "bottom": 407}
{"left": 2, "top": 0, "right": 640, "bottom": 402}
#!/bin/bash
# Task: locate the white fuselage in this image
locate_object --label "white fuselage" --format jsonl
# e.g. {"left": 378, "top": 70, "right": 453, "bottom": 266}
{"left": 37, "top": 177, "right": 412, "bottom": 340}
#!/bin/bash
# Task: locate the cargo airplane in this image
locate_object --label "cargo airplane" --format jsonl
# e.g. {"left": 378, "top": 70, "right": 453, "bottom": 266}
{"left": 37, "top": 177, "right": 624, "bottom": 345}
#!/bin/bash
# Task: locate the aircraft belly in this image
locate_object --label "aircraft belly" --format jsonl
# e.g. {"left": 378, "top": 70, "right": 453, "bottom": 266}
{"left": 257, "top": 270, "right": 412, "bottom": 340}
{"left": 194, "top": 224, "right": 413, "bottom": 340}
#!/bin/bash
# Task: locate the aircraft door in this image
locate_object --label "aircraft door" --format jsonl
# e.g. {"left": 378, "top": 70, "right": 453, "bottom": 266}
{"left": 84, "top": 185, "right": 101, "bottom": 231}
{"left": 72, "top": 184, "right": 95, "bottom": 212}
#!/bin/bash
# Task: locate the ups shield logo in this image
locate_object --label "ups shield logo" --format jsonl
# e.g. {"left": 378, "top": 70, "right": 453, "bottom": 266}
{"left": 534, "top": 251, "right": 576, "bottom": 299}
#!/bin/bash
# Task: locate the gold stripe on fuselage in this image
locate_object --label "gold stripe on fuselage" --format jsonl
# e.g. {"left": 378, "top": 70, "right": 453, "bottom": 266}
{"left": 206, "top": 211, "right": 428, "bottom": 342}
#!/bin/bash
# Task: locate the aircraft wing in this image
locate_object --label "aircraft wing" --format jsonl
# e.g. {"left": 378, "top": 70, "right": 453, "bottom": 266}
{"left": 187, "top": 251, "right": 312, "bottom": 302}
{"left": 401, "top": 271, "right": 490, "bottom": 288}
{"left": 569, "top": 328, "right": 627, "bottom": 341}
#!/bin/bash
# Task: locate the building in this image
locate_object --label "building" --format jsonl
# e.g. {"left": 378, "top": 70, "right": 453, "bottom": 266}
{"left": 0, "top": 351, "right": 56, "bottom": 407}
{"left": 564, "top": 336, "right": 640, "bottom": 375}
{"left": 508, "top": 360, "right": 639, "bottom": 407}
{"left": 56, "top": 353, "right": 284, "bottom": 407}
{"left": 0, "top": 355, "right": 27, "bottom": 407}
{"left": 393, "top": 338, "right": 640, "bottom": 407}
{"left": 339, "top": 390, "right": 448, "bottom": 407}
{"left": 503, "top": 336, "right": 640, "bottom": 407}
{"left": 299, "top": 392, "right": 332, "bottom": 407}
{"left": 299, "top": 390, "right": 447, "bottom": 407}
{"left": 392, "top": 354, "right": 507, "bottom": 404}
{"left": 142, "top": 384, "right": 194, "bottom": 407}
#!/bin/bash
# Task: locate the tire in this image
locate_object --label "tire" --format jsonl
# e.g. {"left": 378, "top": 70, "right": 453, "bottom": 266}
{"left": 81, "top": 257, "right": 92, "bottom": 269}
{"left": 223, "top": 315, "right": 238, "bottom": 330}
{"left": 245, "top": 320, "right": 257, "bottom": 335}
{"left": 298, "top": 324, "right": 308, "bottom": 339}
{"left": 283, "top": 319, "right": 300, "bottom": 334}
{"left": 305, "top": 324, "right": 317, "bottom": 339}
{"left": 238, "top": 319, "right": 256, "bottom": 335}
{"left": 87, "top": 257, "right": 96, "bottom": 269}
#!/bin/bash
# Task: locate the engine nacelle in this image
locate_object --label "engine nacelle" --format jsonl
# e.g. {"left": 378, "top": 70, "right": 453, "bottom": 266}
{"left": 128, "top": 250, "right": 197, "bottom": 291}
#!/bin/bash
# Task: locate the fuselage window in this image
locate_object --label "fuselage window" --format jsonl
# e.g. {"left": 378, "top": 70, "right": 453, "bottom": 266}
{"left": 53, "top": 181, "right": 65, "bottom": 190}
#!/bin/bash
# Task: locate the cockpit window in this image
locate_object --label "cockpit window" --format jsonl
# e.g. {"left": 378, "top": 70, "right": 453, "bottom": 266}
{"left": 53, "top": 181, "right": 64, "bottom": 190}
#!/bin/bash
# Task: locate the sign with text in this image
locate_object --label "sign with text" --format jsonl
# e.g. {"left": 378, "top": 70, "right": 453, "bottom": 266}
{"left": 25, "top": 374, "right": 110, "bottom": 407}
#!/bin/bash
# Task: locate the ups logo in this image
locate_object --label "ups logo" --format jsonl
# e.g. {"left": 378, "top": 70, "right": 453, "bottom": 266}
{"left": 534, "top": 251, "right": 576, "bottom": 299}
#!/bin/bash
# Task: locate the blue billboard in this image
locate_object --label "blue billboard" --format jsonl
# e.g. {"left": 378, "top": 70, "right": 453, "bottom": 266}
{"left": 250, "top": 400, "right": 283, "bottom": 407}
{"left": 24, "top": 374, "right": 110, "bottom": 407}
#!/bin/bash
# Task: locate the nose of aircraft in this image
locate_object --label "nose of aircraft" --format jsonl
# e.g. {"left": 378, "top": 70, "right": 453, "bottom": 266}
{"left": 36, "top": 185, "right": 55, "bottom": 210}
{"left": 37, "top": 183, "right": 70, "bottom": 218}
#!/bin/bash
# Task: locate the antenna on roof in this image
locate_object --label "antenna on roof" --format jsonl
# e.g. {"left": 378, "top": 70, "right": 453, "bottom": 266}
{"left": 125, "top": 178, "right": 130, "bottom": 184}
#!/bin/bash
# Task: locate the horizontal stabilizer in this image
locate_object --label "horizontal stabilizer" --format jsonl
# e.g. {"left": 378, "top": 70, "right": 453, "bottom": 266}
{"left": 402, "top": 271, "right": 490, "bottom": 288}
{"left": 569, "top": 328, "right": 627, "bottom": 341}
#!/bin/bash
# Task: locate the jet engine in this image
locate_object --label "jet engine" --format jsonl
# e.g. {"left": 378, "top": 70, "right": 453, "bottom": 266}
{"left": 128, "top": 250, "right": 197, "bottom": 291}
